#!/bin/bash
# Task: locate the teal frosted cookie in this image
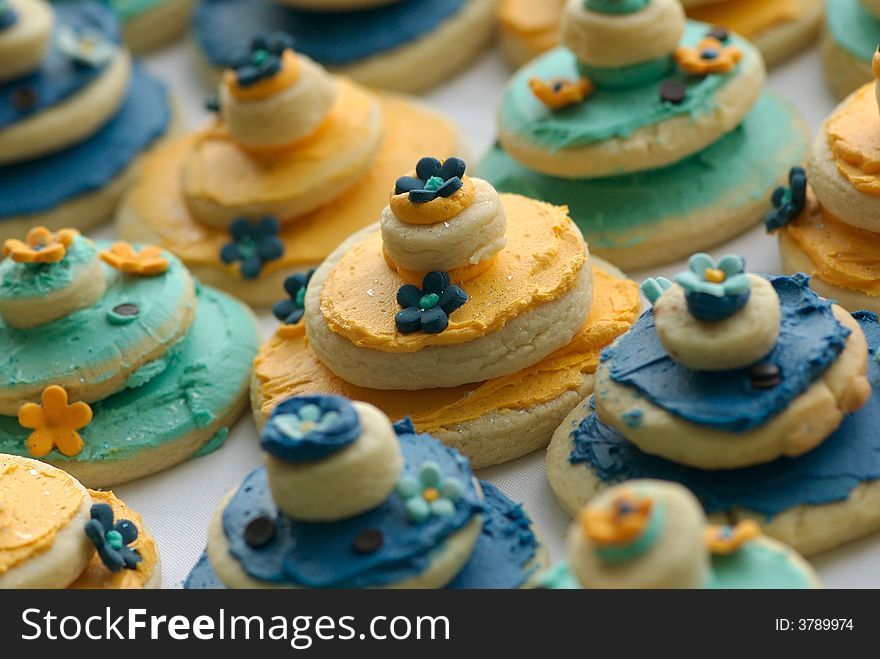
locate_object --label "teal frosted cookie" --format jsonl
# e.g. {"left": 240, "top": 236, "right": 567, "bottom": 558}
{"left": 822, "top": 0, "right": 880, "bottom": 99}
{"left": 0, "top": 227, "right": 259, "bottom": 488}
{"left": 534, "top": 480, "right": 819, "bottom": 589}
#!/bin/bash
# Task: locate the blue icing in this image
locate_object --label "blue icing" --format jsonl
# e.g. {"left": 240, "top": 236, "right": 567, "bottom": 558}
{"left": 262, "top": 395, "right": 360, "bottom": 463}
{"left": 193, "top": 0, "right": 467, "bottom": 67}
{"left": 0, "top": 64, "right": 169, "bottom": 218}
{"left": 186, "top": 481, "right": 539, "bottom": 590}
{"left": 569, "top": 311, "right": 880, "bottom": 518}
{"left": 0, "top": 1, "right": 119, "bottom": 129}
{"left": 605, "top": 275, "right": 849, "bottom": 432}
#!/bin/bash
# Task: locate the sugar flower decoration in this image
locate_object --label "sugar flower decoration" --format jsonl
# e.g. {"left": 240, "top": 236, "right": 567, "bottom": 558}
{"left": 2, "top": 227, "right": 78, "bottom": 264}
{"left": 0, "top": 0, "right": 17, "bottom": 31}
{"left": 395, "top": 271, "right": 467, "bottom": 334}
{"left": 230, "top": 32, "right": 296, "bottom": 88}
{"left": 262, "top": 395, "right": 361, "bottom": 463}
{"left": 529, "top": 77, "right": 594, "bottom": 111}
{"left": 395, "top": 157, "right": 466, "bottom": 204}
{"left": 85, "top": 504, "right": 142, "bottom": 572}
{"left": 765, "top": 167, "right": 807, "bottom": 232}
{"left": 273, "top": 269, "right": 314, "bottom": 325}
{"left": 674, "top": 37, "right": 742, "bottom": 76}
{"left": 704, "top": 520, "right": 761, "bottom": 555}
{"left": 100, "top": 242, "right": 169, "bottom": 276}
{"left": 56, "top": 25, "right": 116, "bottom": 68}
{"left": 396, "top": 461, "right": 464, "bottom": 524}
{"left": 221, "top": 217, "right": 284, "bottom": 280}
{"left": 640, "top": 276, "right": 673, "bottom": 306}
{"left": 674, "top": 253, "right": 751, "bottom": 322}
{"left": 18, "top": 385, "right": 92, "bottom": 458}
{"left": 580, "top": 493, "right": 654, "bottom": 546}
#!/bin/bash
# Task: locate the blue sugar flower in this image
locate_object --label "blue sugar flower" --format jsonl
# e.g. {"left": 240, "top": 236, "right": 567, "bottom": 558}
{"left": 675, "top": 253, "right": 751, "bottom": 322}
{"left": 84, "top": 504, "right": 142, "bottom": 572}
{"left": 230, "top": 32, "right": 295, "bottom": 88}
{"left": 0, "top": 1, "right": 17, "bottom": 31}
{"left": 640, "top": 276, "right": 673, "bottom": 305}
{"left": 394, "top": 157, "right": 466, "bottom": 203}
{"left": 765, "top": 167, "right": 807, "bottom": 231}
{"left": 272, "top": 269, "right": 314, "bottom": 324}
{"left": 395, "top": 271, "right": 467, "bottom": 334}
{"left": 396, "top": 461, "right": 464, "bottom": 524}
{"left": 220, "top": 217, "right": 284, "bottom": 279}
{"left": 56, "top": 26, "right": 116, "bottom": 68}
{"left": 262, "top": 395, "right": 361, "bottom": 462}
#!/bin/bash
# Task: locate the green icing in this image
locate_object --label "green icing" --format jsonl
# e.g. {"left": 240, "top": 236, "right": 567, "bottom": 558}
{"left": 498, "top": 21, "right": 760, "bottom": 152}
{"left": 0, "top": 241, "right": 192, "bottom": 391}
{"left": 707, "top": 541, "right": 815, "bottom": 589}
{"left": 124, "top": 356, "right": 169, "bottom": 389}
{"left": 579, "top": 56, "right": 675, "bottom": 90}
{"left": 534, "top": 562, "right": 580, "bottom": 589}
{"left": 826, "top": 0, "right": 880, "bottom": 62}
{"left": 586, "top": 0, "right": 648, "bottom": 14}
{"left": 194, "top": 426, "right": 230, "bottom": 458}
{"left": 479, "top": 93, "right": 807, "bottom": 250}
{"left": 0, "top": 236, "right": 97, "bottom": 300}
{"left": 0, "top": 284, "right": 259, "bottom": 462}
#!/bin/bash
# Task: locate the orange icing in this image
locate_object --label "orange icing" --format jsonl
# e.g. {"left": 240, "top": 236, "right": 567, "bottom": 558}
{"left": 0, "top": 456, "right": 84, "bottom": 575}
{"left": 580, "top": 493, "right": 654, "bottom": 546}
{"left": 498, "top": 0, "right": 566, "bottom": 55}
{"left": 783, "top": 192, "right": 880, "bottom": 295}
{"left": 126, "top": 95, "right": 461, "bottom": 276}
{"left": 320, "top": 195, "right": 586, "bottom": 352}
{"left": 687, "top": 0, "right": 801, "bottom": 37}
{"left": 826, "top": 84, "right": 880, "bottom": 195}
{"left": 389, "top": 176, "right": 476, "bottom": 225}
{"left": 69, "top": 490, "right": 158, "bottom": 589}
{"left": 384, "top": 249, "right": 497, "bottom": 286}
{"left": 254, "top": 266, "right": 640, "bottom": 430}
{"left": 182, "top": 79, "right": 379, "bottom": 212}
{"left": 224, "top": 49, "right": 301, "bottom": 102}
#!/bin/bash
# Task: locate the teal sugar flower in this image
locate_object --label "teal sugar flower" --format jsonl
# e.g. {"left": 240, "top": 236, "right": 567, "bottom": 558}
{"left": 674, "top": 253, "right": 751, "bottom": 322}
{"left": 272, "top": 403, "right": 339, "bottom": 440}
{"left": 396, "top": 462, "right": 464, "bottom": 524}
{"left": 56, "top": 26, "right": 116, "bottom": 68}
{"left": 640, "top": 276, "right": 673, "bottom": 306}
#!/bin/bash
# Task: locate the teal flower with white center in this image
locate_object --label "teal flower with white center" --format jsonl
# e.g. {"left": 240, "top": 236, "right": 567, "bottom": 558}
{"left": 396, "top": 461, "right": 464, "bottom": 524}
{"left": 56, "top": 26, "right": 116, "bottom": 68}
{"left": 271, "top": 403, "right": 340, "bottom": 440}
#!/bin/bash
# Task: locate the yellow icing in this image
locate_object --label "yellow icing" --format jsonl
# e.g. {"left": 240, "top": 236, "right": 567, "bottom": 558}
{"left": 126, "top": 94, "right": 462, "bottom": 275}
{"left": 826, "top": 84, "right": 880, "bottom": 195}
{"left": 224, "top": 49, "right": 301, "bottom": 102}
{"left": 783, "top": 192, "right": 880, "bottom": 295}
{"left": 498, "top": 0, "right": 566, "bottom": 54}
{"left": 320, "top": 194, "right": 586, "bottom": 352}
{"left": 254, "top": 266, "right": 640, "bottom": 430}
{"left": 69, "top": 490, "right": 158, "bottom": 590}
{"left": 687, "top": 0, "right": 801, "bottom": 38}
{"left": 0, "top": 455, "right": 84, "bottom": 575}
{"left": 389, "top": 176, "right": 476, "bottom": 225}
{"left": 182, "top": 79, "right": 379, "bottom": 211}
{"left": 384, "top": 249, "right": 496, "bottom": 286}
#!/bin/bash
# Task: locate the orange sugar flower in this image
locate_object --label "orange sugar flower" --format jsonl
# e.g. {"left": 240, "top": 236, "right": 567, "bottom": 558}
{"left": 579, "top": 492, "right": 654, "bottom": 546}
{"left": 2, "top": 227, "right": 78, "bottom": 264}
{"left": 704, "top": 520, "right": 761, "bottom": 555}
{"left": 529, "top": 77, "right": 595, "bottom": 111}
{"left": 674, "top": 37, "right": 742, "bottom": 76}
{"left": 18, "top": 385, "right": 93, "bottom": 458}
{"left": 100, "top": 242, "right": 169, "bottom": 276}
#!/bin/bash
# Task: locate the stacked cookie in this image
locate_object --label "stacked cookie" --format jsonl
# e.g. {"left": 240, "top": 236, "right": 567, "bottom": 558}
{"left": 0, "top": 454, "right": 160, "bottom": 589}
{"left": 773, "top": 55, "right": 880, "bottom": 314}
{"left": 251, "top": 158, "right": 640, "bottom": 469}
{"left": 192, "top": 0, "right": 496, "bottom": 92}
{"left": 547, "top": 253, "right": 880, "bottom": 557}
{"left": 186, "top": 394, "right": 548, "bottom": 589}
{"left": 118, "top": 35, "right": 464, "bottom": 306}
{"left": 480, "top": 0, "right": 808, "bottom": 270}
{"left": 536, "top": 481, "right": 819, "bottom": 589}
{"left": 822, "top": 0, "right": 880, "bottom": 99}
{"left": 0, "top": 0, "right": 172, "bottom": 241}
{"left": 0, "top": 227, "right": 259, "bottom": 487}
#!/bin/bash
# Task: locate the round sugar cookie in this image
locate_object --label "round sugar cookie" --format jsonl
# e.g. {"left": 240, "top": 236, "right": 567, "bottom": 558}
{"left": 822, "top": 0, "right": 879, "bottom": 100}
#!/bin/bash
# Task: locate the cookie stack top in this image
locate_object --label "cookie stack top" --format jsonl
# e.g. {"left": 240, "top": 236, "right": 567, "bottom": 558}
{"left": 0, "top": 454, "right": 160, "bottom": 589}
{"left": 0, "top": 227, "right": 259, "bottom": 488}
{"left": 771, "top": 56, "right": 880, "bottom": 315}
{"left": 184, "top": 394, "right": 547, "bottom": 589}
{"left": 0, "top": 0, "right": 170, "bottom": 239}
{"left": 536, "top": 480, "right": 819, "bottom": 589}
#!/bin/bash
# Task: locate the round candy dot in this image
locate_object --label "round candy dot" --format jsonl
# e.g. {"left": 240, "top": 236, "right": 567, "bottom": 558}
{"left": 749, "top": 363, "right": 781, "bottom": 389}
{"left": 113, "top": 303, "right": 140, "bottom": 317}
{"left": 707, "top": 26, "right": 730, "bottom": 42}
{"left": 12, "top": 87, "right": 38, "bottom": 111}
{"left": 700, "top": 49, "right": 719, "bottom": 60}
{"left": 244, "top": 516, "right": 276, "bottom": 548}
{"left": 659, "top": 79, "right": 687, "bottom": 105}
{"left": 419, "top": 293, "right": 440, "bottom": 310}
{"left": 106, "top": 529, "right": 124, "bottom": 550}
{"left": 295, "top": 287, "right": 306, "bottom": 307}
{"left": 352, "top": 529, "right": 384, "bottom": 555}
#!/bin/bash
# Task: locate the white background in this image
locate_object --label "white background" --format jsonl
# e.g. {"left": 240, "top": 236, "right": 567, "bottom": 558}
{"left": 105, "top": 39, "right": 880, "bottom": 588}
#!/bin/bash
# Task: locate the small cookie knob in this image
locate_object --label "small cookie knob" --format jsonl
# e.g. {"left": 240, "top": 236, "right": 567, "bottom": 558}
{"left": 0, "top": 0, "right": 54, "bottom": 83}
{"left": 261, "top": 396, "right": 404, "bottom": 521}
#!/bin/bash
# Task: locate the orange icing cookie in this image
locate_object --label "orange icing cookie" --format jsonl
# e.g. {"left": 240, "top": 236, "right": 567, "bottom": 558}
{"left": 0, "top": 456, "right": 84, "bottom": 575}
{"left": 321, "top": 194, "right": 586, "bottom": 352}
{"left": 126, "top": 94, "right": 462, "bottom": 276}
{"left": 389, "top": 176, "right": 476, "bottom": 225}
{"left": 254, "top": 266, "right": 640, "bottom": 430}
{"left": 687, "top": 0, "right": 800, "bottom": 38}
{"left": 826, "top": 85, "right": 880, "bottom": 195}
{"left": 783, "top": 192, "right": 880, "bottom": 295}
{"left": 182, "top": 79, "right": 379, "bottom": 213}
{"left": 69, "top": 490, "right": 158, "bottom": 589}
{"left": 224, "top": 50, "right": 301, "bottom": 102}
{"left": 498, "top": 0, "right": 566, "bottom": 54}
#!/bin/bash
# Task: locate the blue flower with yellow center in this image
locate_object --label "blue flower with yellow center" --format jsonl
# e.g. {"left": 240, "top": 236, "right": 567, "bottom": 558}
{"left": 56, "top": 25, "right": 116, "bottom": 68}
{"left": 395, "top": 271, "right": 467, "bottom": 334}
{"left": 84, "top": 504, "right": 142, "bottom": 572}
{"left": 221, "top": 217, "right": 284, "bottom": 279}
{"left": 262, "top": 395, "right": 361, "bottom": 463}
